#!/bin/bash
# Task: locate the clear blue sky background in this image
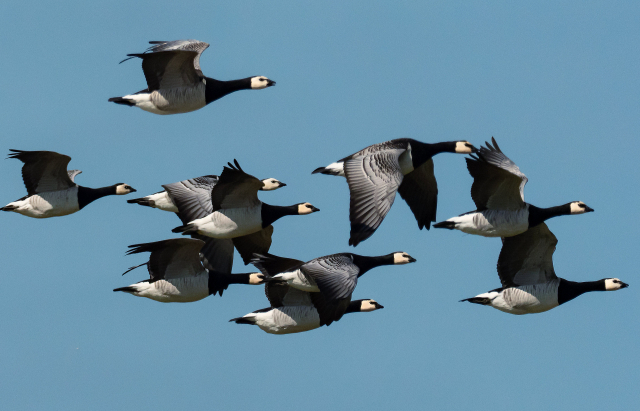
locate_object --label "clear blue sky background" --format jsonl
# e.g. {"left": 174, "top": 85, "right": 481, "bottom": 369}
{"left": 1, "top": 1, "right": 638, "bottom": 410}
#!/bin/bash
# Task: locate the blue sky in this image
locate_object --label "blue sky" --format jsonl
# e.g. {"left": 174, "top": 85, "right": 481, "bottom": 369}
{"left": 1, "top": 1, "right": 638, "bottom": 410}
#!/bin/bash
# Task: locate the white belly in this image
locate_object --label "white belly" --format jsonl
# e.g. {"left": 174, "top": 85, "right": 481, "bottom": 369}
{"left": 492, "top": 281, "right": 560, "bottom": 315}
{"left": 7, "top": 188, "right": 80, "bottom": 218}
{"left": 135, "top": 275, "right": 210, "bottom": 302}
{"left": 255, "top": 306, "right": 321, "bottom": 334}
{"left": 190, "top": 206, "right": 262, "bottom": 238}
{"left": 451, "top": 208, "right": 529, "bottom": 237}
{"left": 275, "top": 269, "right": 320, "bottom": 292}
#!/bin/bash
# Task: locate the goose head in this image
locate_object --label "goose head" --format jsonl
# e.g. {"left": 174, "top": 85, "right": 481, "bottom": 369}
{"left": 604, "top": 278, "right": 629, "bottom": 291}
{"left": 569, "top": 201, "right": 594, "bottom": 214}
{"left": 392, "top": 252, "right": 416, "bottom": 264}
{"left": 260, "top": 178, "right": 286, "bottom": 191}
{"left": 355, "top": 299, "right": 384, "bottom": 312}
{"left": 455, "top": 141, "right": 477, "bottom": 154}
{"left": 250, "top": 76, "right": 276, "bottom": 89}
{"left": 115, "top": 184, "right": 136, "bottom": 195}
{"left": 297, "top": 202, "right": 320, "bottom": 215}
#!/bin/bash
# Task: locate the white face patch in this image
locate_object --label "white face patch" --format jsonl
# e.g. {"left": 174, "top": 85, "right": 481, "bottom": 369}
{"left": 570, "top": 201, "right": 590, "bottom": 214}
{"left": 116, "top": 184, "right": 135, "bottom": 195}
{"left": 261, "top": 178, "right": 284, "bottom": 191}
{"left": 393, "top": 252, "right": 415, "bottom": 264}
{"left": 605, "top": 278, "right": 628, "bottom": 291}
{"left": 297, "top": 203, "right": 318, "bottom": 215}
{"left": 249, "top": 273, "right": 264, "bottom": 285}
{"left": 455, "top": 141, "right": 475, "bottom": 154}
{"left": 360, "top": 300, "right": 381, "bottom": 312}
{"left": 251, "top": 76, "right": 272, "bottom": 89}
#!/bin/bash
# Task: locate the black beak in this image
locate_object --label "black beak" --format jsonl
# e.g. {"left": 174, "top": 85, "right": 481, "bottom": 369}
{"left": 278, "top": 182, "right": 287, "bottom": 187}
{"left": 408, "top": 257, "right": 417, "bottom": 263}
{"left": 374, "top": 303, "right": 384, "bottom": 309}
{"left": 129, "top": 188, "right": 137, "bottom": 193}
{"left": 267, "top": 79, "right": 276, "bottom": 87}
{"left": 311, "top": 206, "right": 320, "bottom": 212}
{"left": 620, "top": 281, "right": 629, "bottom": 288}
{"left": 467, "top": 144, "right": 478, "bottom": 153}
{"left": 585, "top": 206, "right": 594, "bottom": 212}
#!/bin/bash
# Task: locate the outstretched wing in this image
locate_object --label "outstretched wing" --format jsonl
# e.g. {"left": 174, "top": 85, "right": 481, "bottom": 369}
{"left": 163, "top": 175, "right": 218, "bottom": 224}
{"left": 301, "top": 254, "right": 359, "bottom": 301}
{"left": 497, "top": 223, "right": 558, "bottom": 287}
{"left": 123, "top": 40, "right": 210, "bottom": 91}
{"left": 210, "top": 160, "right": 263, "bottom": 211}
{"left": 125, "top": 238, "right": 205, "bottom": 280}
{"left": 8, "top": 150, "right": 75, "bottom": 195}
{"left": 466, "top": 137, "right": 528, "bottom": 211}
{"left": 397, "top": 158, "right": 438, "bottom": 230}
{"left": 251, "top": 252, "right": 305, "bottom": 277}
{"left": 344, "top": 149, "right": 405, "bottom": 246}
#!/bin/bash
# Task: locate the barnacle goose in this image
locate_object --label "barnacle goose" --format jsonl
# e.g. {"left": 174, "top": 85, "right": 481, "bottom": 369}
{"left": 127, "top": 175, "right": 285, "bottom": 212}
{"left": 229, "top": 253, "right": 389, "bottom": 334}
{"left": 461, "top": 223, "right": 628, "bottom": 314}
{"left": 171, "top": 160, "right": 319, "bottom": 263}
{"left": 434, "top": 138, "right": 594, "bottom": 237}
{"left": 113, "top": 238, "right": 264, "bottom": 302}
{"left": 312, "top": 138, "right": 476, "bottom": 246}
{"left": 109, "top": 40, "right": 275, "bottom": 115}
{"left": 2, "top": 150, "right": 135, "bottom": 218}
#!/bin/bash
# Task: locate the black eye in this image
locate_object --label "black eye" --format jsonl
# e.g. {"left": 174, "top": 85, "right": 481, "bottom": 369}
{"left": 614, "top": 280, "right": 621, "bottom": 283}
{"left": 306, "top": 204, "right": 312, "bottom": 208}
{"left": 579, "top": 204, "right": 586, "bottom": 208}
{"left": 125, "top": 186, "right": 131, "bottom": 189}
{"left": 260, "top": 78, "right": 266, "bottom": 81}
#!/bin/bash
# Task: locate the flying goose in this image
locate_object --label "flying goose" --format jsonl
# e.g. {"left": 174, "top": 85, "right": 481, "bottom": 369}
{"left": 434, "top": 138, "right": 594, "bottom": 237}
{"left": 230, "top": 278, "right": 383, "bottom": 335}
{"left": 108, "top": 40, "right": 275, "bottom": 115}
{"left": 127, "top": 175, "right": 285, "bottom": 212}
{"left": 312, "top": 138, "right": 477, "bottom": 246}
{"left": 113, "top": 238, "right": 264, "bottom": 302}
{"left": 461, "top": 223, "right": 628, "bottom": 314}
{"left": 246, "top": 251, "right": 415, "bottom": 325}
{"left": 171, "top": 160, "right": 319, "bottom": 263}
{"left": 2, "top": 150, "right": 136, "bottom": 218}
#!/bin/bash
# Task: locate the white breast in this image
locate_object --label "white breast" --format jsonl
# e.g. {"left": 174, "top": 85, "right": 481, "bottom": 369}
{"left": 9, "top": 187, "right": 80, "bottom": 218}
{"left": 150, "top": 85, "right": 206, "bottom": 114}
{"left": 452, "top": 208, "right": 530, "bottom": 237}
{"left": 254, "top": 306, "right": 321, "bottom": 334}
{"left": 398, "top": 148, "right": 414, "bottom": 175}
{"left": 134, "top": 275, "right": 210, "bottom": 302}
{"left": 275, "top": 269, "right": 320, "bottom": 292}
{"left": 191, "top": 206, "right": 263, "bottom": 238}
{"left": 492, "top": 280, "right": 560, "bottom": 315}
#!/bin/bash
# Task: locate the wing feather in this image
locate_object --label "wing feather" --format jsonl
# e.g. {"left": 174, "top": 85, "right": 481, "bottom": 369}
{"left": 8, "top": 150, "right": 75, "bottom": 194}
{"left": 397, "top": 158, "right": 438, "bottom": 230}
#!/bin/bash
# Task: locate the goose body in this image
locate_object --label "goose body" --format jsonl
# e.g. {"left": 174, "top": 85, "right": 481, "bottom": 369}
{"left": 313, "top": 138, "right": 476, "bottom": 246}
{"left": 434, "top": 138, "right": 593, "bottom": 237}
{"left": 170, "top": 161, "right": 318, "bottom": 263}
{"left": 109, "top": 40, "right": 275, "bottom": 115}
{"left": 2, "top": 150, "right": 135, "bottom": 218}
{"left": 128, "top": 175, "right": 284, "bottom": 213}
{"left": 113, "top": 238, "right": 264, "bottom": 302}
{"left": 231, "top": 254, "right": 385, "bottom": 334}
{"left": 462, "top": 223, "right": 628, "bottom": 314}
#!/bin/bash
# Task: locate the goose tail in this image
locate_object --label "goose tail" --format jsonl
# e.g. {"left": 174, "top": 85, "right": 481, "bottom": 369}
{"left": 108, "top": 96, "right": 136, "bottom": 107}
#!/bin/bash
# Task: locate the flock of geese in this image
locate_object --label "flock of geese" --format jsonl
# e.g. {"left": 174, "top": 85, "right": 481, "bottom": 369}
{"left": 3, "top": 39, "right": 627, "bottom": 334}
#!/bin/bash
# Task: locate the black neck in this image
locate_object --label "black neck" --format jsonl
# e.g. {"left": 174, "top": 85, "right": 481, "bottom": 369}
{"left": 77, "top": 185, "right": 118, "bottom": 209}
{"left": 261, "top": 204, "right": 299, "bottom": 227}
{"left": 208, "top": 272, "right": 258, "bottom": 296}
{"left": 351, "top": 254, "right": 395, "bottom": 277}
{"left": 409, "top": 140, "right": 457, "bottom": 167}
{"left": 528, "top": 203, "right": 572, "bottom": 228}
{"left": 344, "top": 300, "right": 364, "bottom": 314}
{"left": 204, "top": 77, "right": 252, "bottom": 104}
{"left": 558, "top": 279, "right": 606, "bottom": 305}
